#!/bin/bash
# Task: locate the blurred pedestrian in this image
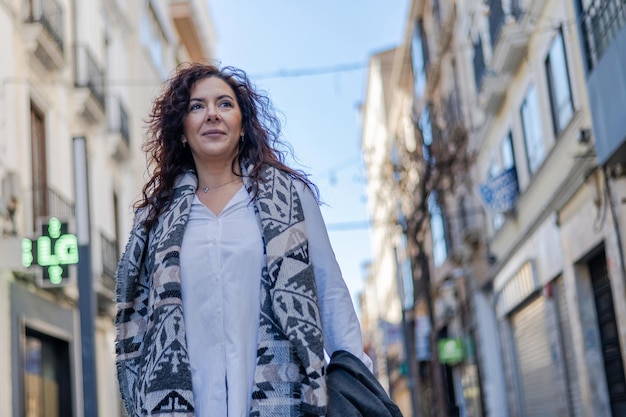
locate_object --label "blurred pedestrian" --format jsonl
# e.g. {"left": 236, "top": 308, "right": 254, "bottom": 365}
{"left": 114, "top": 62, "right": 371, "bottom": 417}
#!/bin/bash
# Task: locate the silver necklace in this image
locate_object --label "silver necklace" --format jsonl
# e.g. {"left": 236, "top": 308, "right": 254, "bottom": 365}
{"left": 199, "top": 177, "right": 240, "bottom": 193}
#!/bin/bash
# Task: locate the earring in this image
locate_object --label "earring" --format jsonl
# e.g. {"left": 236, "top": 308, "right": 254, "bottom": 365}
{"left": 240, "top": 133, "right": 245, "bottom": 144}
{"left": 182, "top": 141, "right": 187, "bottom": 148}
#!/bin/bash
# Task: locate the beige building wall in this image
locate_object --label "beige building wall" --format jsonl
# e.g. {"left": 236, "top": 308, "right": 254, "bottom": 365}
{"left": 464, "top": 0, "right": 622, "bottom": 416}
{"left": 362, "top": 0, "right": 625, "bottom": 416}
{"left": 360, "top": 48, "right": 410, "bottom": 410}
{"left": 0, "top": 0, "right": 215, "bottom": 416}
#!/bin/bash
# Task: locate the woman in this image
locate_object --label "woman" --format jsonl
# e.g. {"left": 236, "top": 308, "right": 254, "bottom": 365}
{"left": 115, "top": 63, "right": 371, "bottom": 417}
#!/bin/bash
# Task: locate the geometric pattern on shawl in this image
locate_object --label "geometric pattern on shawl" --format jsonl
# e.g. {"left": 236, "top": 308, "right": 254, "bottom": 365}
{"left": 115, "top": 165, "right": 326, "bottom": 417}
{"left": 115, "top": 173, "right": 197, "bottom": 417}
{"left": 244, "top": 163, "right": 327, "bottom": 417}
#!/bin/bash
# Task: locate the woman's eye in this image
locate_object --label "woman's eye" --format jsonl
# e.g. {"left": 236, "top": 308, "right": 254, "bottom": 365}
{"left": 219, "top": 101, "right": 233, "bottom": 108}
{"left": 189, "top": 103, "right": 202, "bottom": 111}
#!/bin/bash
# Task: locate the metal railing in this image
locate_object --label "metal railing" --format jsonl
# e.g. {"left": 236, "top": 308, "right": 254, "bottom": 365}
{"left": 444, "top": 91, "right": 464, "bottom": 134}
{"left": 30, "top": 185, "right": 74, "bottom": 234}
{"left": 32, "top": 185, "right": 74, "bottom": 222}
{"left": 23, "top": 0, "right": 64, "bottom": 52}
{"left": 119, "top": 100, "right": 130, "bottom": 146}
{"left": 580, "top": 0, "right": 626, "bottom": 71}
{"left": 510, "top": 0, "right": 524, "bottom": 20}
{"left": 446, "top": 199, "right": 485, "bottom": 258}
{"left": 74, "top": 45, "right": 106, "bottom": 109}
{"left": 473, "top": 37, "right": 486, "bottom": 89}
{"left": 100, "top": 232, "right": 118, "bottom": 292}
{"left": 47, "top": 186, "right": 74, "bottom": 220}
{"left": 488, "top": 0, "right": 506, "bottom": 47}
{"left": 108, "top": 96, "right": 130, "bottom": 146}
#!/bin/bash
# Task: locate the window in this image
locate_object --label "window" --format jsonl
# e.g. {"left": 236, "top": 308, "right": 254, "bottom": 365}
{"left": 419, "top": 107, "right": 433, "bottom": 161}
{"left": 501, "top": 131, "right": 517, "bottom": 171}
{"left": 488, "top": 0, "right": 505, "bottom": 48}
{"left": 500, "top": 131, "right": 519, "bottom": 216}
{"left": 545, "top": 31, "right": 574, "bottom": 135}
{"left": 23, "top": 328, "right": 73, "bottom": 417}
{"left": 30, "top": 103, "right": 48, "bottom": 227}
{"left": 420, "top": 107, "right": 433, "bottom": 146}
{"left": 473, "top": 36, "right": 486, "bottom": 89}
{"left": 432, "top": 0, "right": 442, "bottom": 24}
{"left": 140, "top": 3, "right": 168, "bottom": 78}
{"left": 520, "top": 84, "right": 545, "bottom": 174}
{"left": 483, "top": 132, "right": 519, "bottom": 231}
{"left": 412, "top": 20, "right": 429, "bottom": 99}
{"left": 488, "top": 160, "right": 505, "bottom": 230}
{"left": 429, "top": 192, "right": 449, "bottom": 266}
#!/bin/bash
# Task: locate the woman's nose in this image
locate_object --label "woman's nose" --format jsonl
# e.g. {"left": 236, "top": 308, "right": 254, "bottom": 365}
{"left": 206, "top": 106, "right": 220, "bottom": 121}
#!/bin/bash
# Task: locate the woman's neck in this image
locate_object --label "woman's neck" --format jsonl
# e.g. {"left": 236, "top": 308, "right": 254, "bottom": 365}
{"left": 195, "top": 163, "right": 241, "bottom": 191}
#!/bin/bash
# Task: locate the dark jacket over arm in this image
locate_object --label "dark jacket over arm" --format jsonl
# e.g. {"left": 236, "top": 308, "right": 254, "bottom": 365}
{"left": 327, "top": 350, "right": 404, "bottom": 417}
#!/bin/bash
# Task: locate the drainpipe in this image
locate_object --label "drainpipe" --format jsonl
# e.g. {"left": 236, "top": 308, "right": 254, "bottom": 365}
{"left": 603, "top": 166, "right": 626, "bottom": 284}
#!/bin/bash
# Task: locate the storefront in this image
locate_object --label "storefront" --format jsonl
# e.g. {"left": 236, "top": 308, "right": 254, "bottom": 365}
{"left": 10, "top": 281, "right": 78, "bottom": 417}
{"left": 496, "top": 261, "right": 571, "bottom": 417}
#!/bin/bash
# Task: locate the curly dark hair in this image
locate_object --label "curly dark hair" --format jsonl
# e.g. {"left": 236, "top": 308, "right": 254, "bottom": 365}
{"left": 136, "top": 62, "right": 318, "bottom": 230}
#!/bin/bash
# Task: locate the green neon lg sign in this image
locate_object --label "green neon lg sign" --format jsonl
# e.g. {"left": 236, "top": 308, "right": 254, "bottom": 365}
{"left": 22, "top": 217, "right": 79, "bottom": 286}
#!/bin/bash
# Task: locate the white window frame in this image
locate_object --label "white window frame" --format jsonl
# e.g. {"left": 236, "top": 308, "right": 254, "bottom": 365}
{"left": 520, "top": 84, "right": 545, "bottom": 175}
{"left": 545, "top": 30, "right": 574, "bottom": 136}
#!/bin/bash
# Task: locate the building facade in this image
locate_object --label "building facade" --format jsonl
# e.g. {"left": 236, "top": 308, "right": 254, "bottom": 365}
{"left": 361, "top": 46, "right": 414, "bottom": 415}
{"left": 0, "top": 0, "right": 215, "bottom": 416}
{"left": 362, "top": 0, "right": 626, "bottom": 416}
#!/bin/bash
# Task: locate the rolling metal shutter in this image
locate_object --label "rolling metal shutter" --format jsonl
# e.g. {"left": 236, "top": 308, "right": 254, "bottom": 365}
{"left": 589, "top": 253, "right": 626, "bottom": 416}
{"left": 512, "top": 295, "right": 560, "bottom": 417}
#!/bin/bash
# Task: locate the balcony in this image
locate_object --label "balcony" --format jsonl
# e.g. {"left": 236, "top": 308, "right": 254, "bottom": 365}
{"left": 479, "top": 72, "right": 509, "bottom": 115}
{"left": 512, "top": 0, "right": 547, "bottom": 32}
{"left": 581, "top": 0, "right": 626, "bottom": 166}
{"left": 107, "top": 96, "right": 131, "bottom": 161}
{"left": 473, "top": 35, "right": 508, "bottom": 116}
{"left": 580, "top": 0, "right": 626, "bottom": 71}
{"left": 22, "top": 0, "right": 65, "bottom": 71}
{"left": 31, "top": 185, "right": 75, "bottom": 233}
{"left": 96, "top": 231, "right": 117, "bottom": 313}
{"left": 73, "top": 45, "right": 105, "bottom": 124}
{"left": 488, "top": 0, "right": 507, "bottom": 47}
{"left": 431, "top": 197, "right": 486, "bottom": 287}
{"left": 473, "top": 37, "right": 486, "bottom": 90}
{"left": 170, "top": 0, "right": 215, "bottom": 61}
{"left": 488, "top": 0, "right": 530, "bottom": 77}
{"left": 442, "top": 91, "right": 464, "bottom": 136}
{"left": 450, "top": 199, "right": 484, "bottom": 257}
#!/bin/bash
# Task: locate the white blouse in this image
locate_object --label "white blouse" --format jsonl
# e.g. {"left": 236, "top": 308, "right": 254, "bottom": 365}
{"left": 180, "top": 182, "right": 370, "bottom": 417}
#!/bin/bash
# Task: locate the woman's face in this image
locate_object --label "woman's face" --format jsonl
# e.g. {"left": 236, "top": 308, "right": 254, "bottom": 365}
{"left": 182, "top": 76, "right": 244, "bottom": 167}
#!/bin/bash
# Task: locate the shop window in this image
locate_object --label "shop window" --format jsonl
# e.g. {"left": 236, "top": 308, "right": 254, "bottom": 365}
{"left": 23, "top": 328, "right": 73, "bottom": 417}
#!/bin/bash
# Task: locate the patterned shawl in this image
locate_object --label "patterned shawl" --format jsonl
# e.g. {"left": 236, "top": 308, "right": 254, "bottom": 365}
{"left": 115, "top": 163, "right": 327, "bottom": 416}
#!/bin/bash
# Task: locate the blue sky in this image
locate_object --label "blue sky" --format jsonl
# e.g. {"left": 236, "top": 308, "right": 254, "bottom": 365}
{"left": 209, "top": 1, "right": 410, "bottom": 306}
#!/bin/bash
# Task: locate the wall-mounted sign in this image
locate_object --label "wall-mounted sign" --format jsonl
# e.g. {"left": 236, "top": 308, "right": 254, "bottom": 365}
{"left": 22, "top": 217, "right": 78, "bottom": 287}
{"left": 438, "top": 337, "right": 464, "bottom": 365}
{"left": 478, "top": 167, "right": 519, "bottom": 213}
